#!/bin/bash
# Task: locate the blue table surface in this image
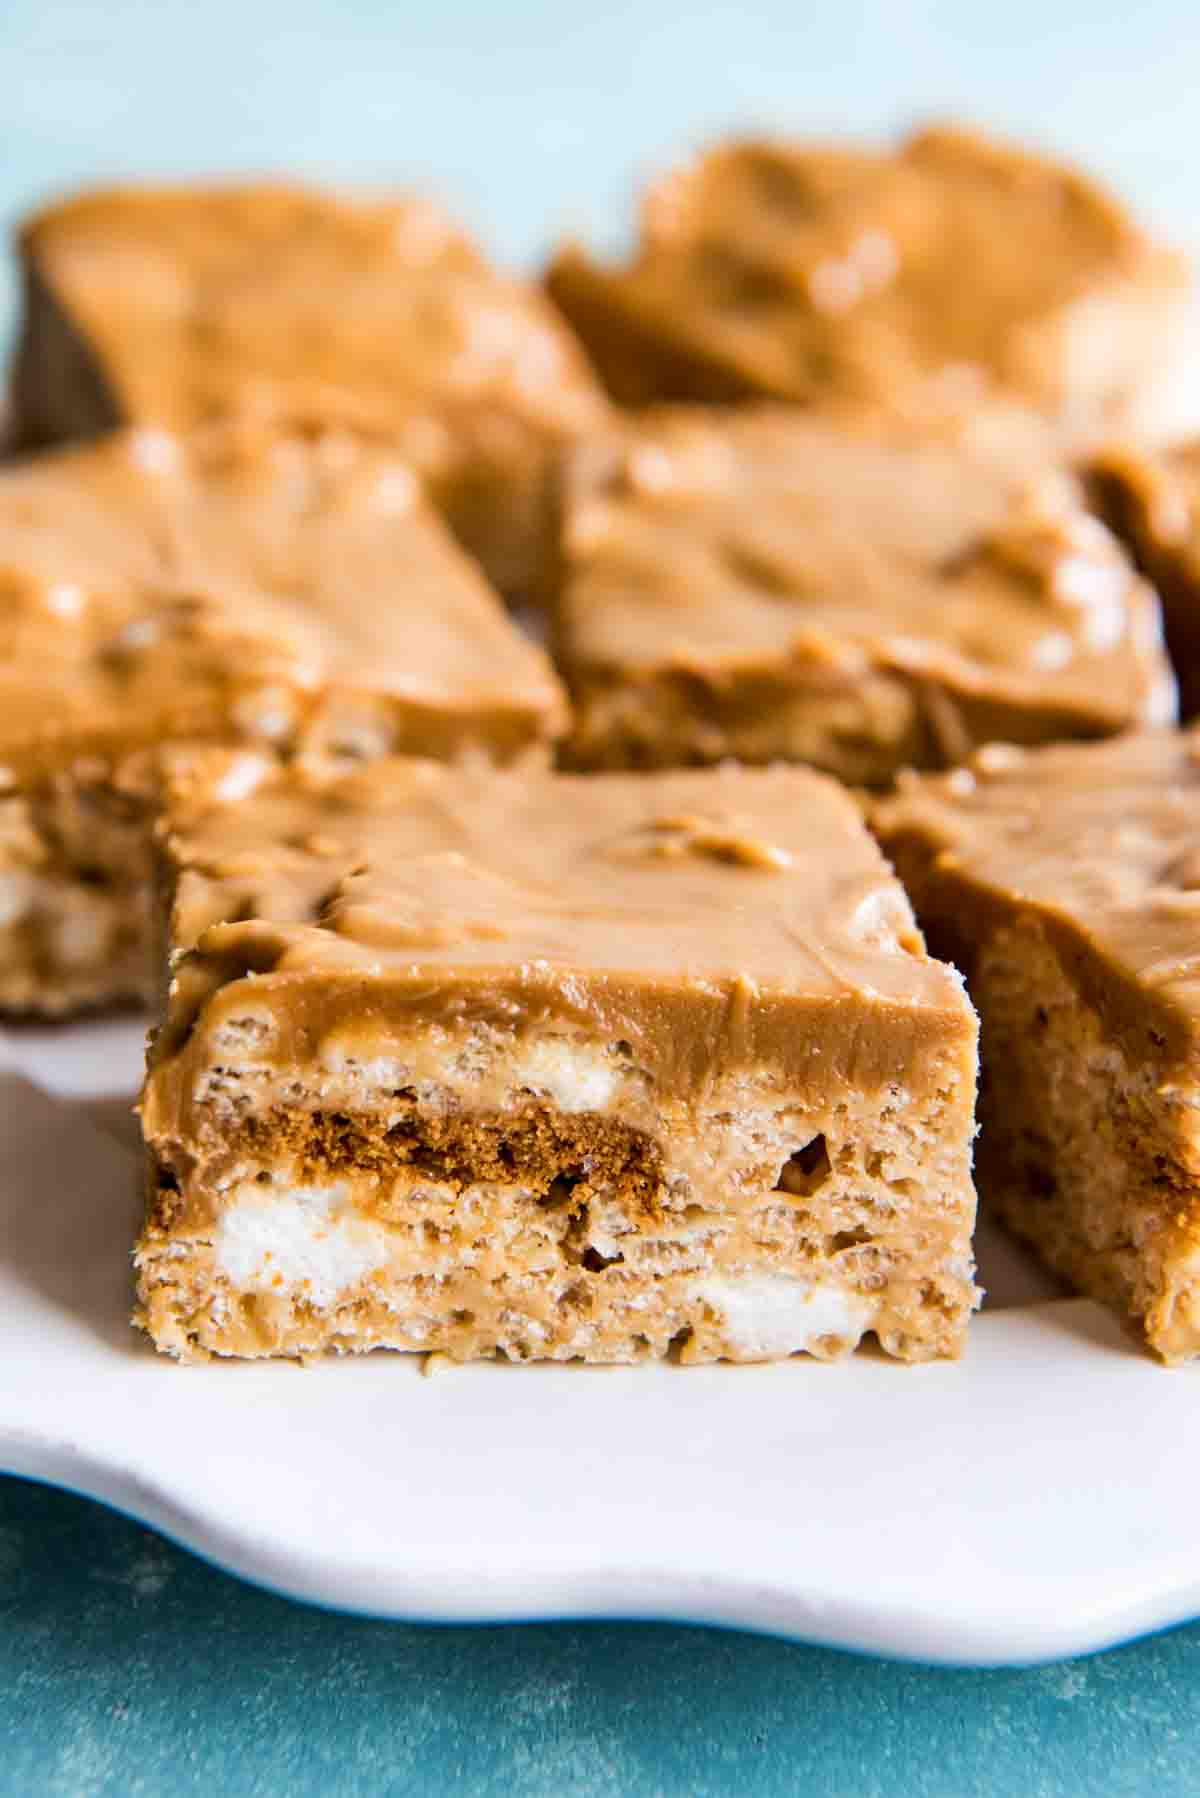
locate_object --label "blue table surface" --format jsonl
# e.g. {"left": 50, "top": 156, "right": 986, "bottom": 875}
{"left": 3, "top": 1475, "right": 1200, "bottom": 1798}
{"left": 4, "top": 2, "right": 1200, "bottom": 1791}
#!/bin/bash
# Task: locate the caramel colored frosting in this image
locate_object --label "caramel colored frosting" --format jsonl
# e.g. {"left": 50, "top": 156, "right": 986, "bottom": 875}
{"left": 17, "top": 181, "right": 612, "bottom": 595}
{"left": 872, "top": 729, "right": 1200, "bottom": 1064}
{"left": 0, "top": 422, "right": 567, "bottom": 770}
{"left": 148, "top": 751, "right": 973, "bottom": 1104}
{"left": 21, "top": 181, "right": 605, "bottom": 449}
{"left": 557, "top": 405, "right": 1172, "bottom": 760}
{"left": 547, "top": 125, "right": 1192, "bottom": 432}
{"left": 1091, "top": 440, "right": 1200, "bottom": 579}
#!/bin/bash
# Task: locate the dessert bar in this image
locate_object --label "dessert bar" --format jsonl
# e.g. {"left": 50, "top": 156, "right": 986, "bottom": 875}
{"left": 875, "top": 731, "right": 1200, "bottom": 1361}
{"left": 547, "top": 125, "right": 1199, "bottom": 443}
{"left": 15, "top": 181, "right": 610, "bottom": 596}
{"left": 137, "top": 752, "right": 980, "bottom": 1364}
{"left": 555, "top": 406, "right": 1172, "bottom": 781}
{"left": 0, "top": 422, "right": 565, "bottom": 1014}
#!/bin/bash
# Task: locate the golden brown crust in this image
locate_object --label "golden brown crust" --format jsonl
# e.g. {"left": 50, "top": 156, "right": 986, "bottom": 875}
{"left": 554, "top": 406, "right": 1172, "bottom": 779}
{"left": 16, "top": 180, "right": 612, "bottom": 596}
{"left": 546, "top": 124, "right": 1193, "bottom": 437}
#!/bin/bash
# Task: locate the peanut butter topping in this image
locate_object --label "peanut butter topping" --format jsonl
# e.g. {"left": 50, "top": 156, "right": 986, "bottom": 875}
{"left": 557, "top": 406, "right": 1171, "bottom": 768}
{"left": 16, "top": 180, "right": 611, "bottom": 596}
{"left": 150, "top": 753, "right": 970, "bottom": 1099}
{"left": 20, "top": 181, "right": 604, "bottom": 445}
{"left": 0, "top": 422, "right": 566, "bottom": 767}
{"left": 872, "top": 728, "right": 1200, "bottom": 1060}
{"left": 547, "top": 124, "right": 1191, "bottom": 431}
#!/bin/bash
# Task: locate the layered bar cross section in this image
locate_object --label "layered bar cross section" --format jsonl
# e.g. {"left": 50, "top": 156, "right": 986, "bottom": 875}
{"left": 137, "top": 753, "right": 980, "bottom": 1364}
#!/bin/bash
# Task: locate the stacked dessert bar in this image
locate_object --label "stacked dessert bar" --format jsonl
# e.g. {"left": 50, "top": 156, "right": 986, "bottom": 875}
{"left": 8, "top": 122, "right": 1200, "bottom": 1363}
{"left": 0, "top": 420, "right": 566, "bottom": 1013}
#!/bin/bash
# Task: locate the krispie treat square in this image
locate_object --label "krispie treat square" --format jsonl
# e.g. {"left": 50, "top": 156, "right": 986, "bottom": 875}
{"left": 0, "top": 421, "right": 565, "bottom": 1014}
{"left": 16, "top": 181, "right": 610, "bottom": 597}
{"left": 547, "top": 124, "right": 1200, "bottom": 443}
{"left": 555, "top": 406, "right": 1171, "bottom": 782}
{"left": 876, "top": 730, "right": 1200, "bottom": 1361}
{"left": 137, "top": 752, "right": 979, "bottom": 1364}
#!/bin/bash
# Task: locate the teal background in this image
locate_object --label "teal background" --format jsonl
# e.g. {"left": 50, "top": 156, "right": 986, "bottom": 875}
{"left": 5, "top": 1475, "right": 1200, "bottom": 1798}
{"left": 3, "top": 0, "right": 1200, "bottom": 1791}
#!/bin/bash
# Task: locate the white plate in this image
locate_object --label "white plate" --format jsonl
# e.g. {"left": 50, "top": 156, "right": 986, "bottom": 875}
{"left": 1, "top": 1015, "right": 1194, "bottom": 1668}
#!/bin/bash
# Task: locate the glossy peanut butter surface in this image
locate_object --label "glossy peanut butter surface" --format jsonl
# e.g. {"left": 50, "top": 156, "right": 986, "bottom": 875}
{"left": 22, "top": 181, "right": 605, "bottom": 447}
{"left": 0, "top": 423, "right": 566, "bottom": 765}
{"left": 559, "top": 406, "right": 1170, "bottom": 733}
{"left": 547, "top": 125, "right": 1188, "bottom": 418}
{"left": 152, "top": 753, "right": 973, "bottom": 1099}
{"left": 873, "top": 730, "right": 1200, "bottom": 1059}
